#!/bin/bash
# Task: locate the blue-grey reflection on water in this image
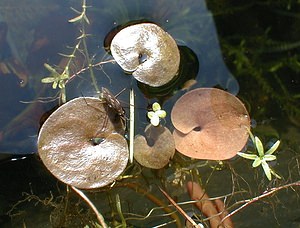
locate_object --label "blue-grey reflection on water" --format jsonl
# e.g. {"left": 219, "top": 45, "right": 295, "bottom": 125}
{"left": 0, "top": 0, "right": 239, "bottom": 155}
{"left": 92, "top": 0, "right": 239, "bottom": 94}
{"left": 0, "top": 72, "right": 37, "bottom": 155}
{"left": 0, "top": 1, "right": 299, "bottom": 228}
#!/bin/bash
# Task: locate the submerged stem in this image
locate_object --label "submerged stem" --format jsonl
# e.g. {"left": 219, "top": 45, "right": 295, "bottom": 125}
{"left": 71, "top": 186, "right": 108, "bottom": 228}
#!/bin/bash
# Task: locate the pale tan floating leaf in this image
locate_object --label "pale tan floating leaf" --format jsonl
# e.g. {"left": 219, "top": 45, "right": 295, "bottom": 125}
{"left": 110, "top": 23, "right": 180, "bottom": 87}
{"left": 171, "top": 88, "right": 250, "bottom": 160}
{"left": 38, "top": 97, "right": 128, "bottom": 189}
{"left": 134, "top": 125, "right": 175, "bottom": 169}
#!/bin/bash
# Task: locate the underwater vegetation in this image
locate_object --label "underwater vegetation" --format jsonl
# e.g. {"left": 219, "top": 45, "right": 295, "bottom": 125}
{"left": 0, "top": 0, "right": 300, "bottom": 227}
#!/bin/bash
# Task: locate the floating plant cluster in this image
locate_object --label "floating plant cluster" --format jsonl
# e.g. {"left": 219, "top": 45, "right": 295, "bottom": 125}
{"left": 38, "top": 21, "right": 279, "bottom": 190}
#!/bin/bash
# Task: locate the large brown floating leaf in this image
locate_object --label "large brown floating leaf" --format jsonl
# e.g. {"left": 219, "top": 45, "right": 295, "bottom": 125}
{"left": 171, "top": 88, "right": 250, "bottom": 160}
{"left": 38, "top": 97, "right": 128, "bottom": 189}
{"left": 134, "top": 125, "right": 175, "bottom": 169}
{"left": 110, "top": 23, "right": 180, "bottom": 87}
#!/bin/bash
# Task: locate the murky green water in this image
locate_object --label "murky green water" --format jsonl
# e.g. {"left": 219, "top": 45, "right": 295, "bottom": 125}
{"left": 0, "top": 0, "right": 299, "bottom": 227}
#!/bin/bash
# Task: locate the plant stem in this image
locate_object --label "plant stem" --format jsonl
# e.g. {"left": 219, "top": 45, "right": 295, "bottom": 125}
{"left": 71, "top": 185, "right": 108, "bottom": 228}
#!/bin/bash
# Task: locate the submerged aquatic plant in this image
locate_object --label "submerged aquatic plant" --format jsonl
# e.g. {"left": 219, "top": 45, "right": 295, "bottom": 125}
{"left": 147, "top": 102, "right": 167, "bottom": 126}
{"left": 41, "top": 0, "right": 98, "bottom": 103}
{"left": 41, "top": 63, "right": 69, "bottom": 102}
{"left": 237, "top": 130, "right": 281, "bottom": 181}
{"left": 41, "top": 63, "right": 69, "bottom": 89}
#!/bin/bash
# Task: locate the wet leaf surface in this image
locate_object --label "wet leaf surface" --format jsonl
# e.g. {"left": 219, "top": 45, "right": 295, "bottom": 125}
{"left": 38, "top": 97, "right": 128, "bottom": 189}
{"left": 171, "top": 88, "right": 250, "bottom": 160}
{"left": 110, "top": 23, "right": 180, "bottom": 87}
{"left": 134, "top": 125, "right": 175, "bottom": 169}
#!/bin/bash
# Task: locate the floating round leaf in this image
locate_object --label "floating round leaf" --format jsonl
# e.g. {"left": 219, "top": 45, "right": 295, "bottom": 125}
{"left": 38, "top": 97, "right": 128, "bottom": 189}
{"left": 110, "top": 23, "right": 180, "bottom": 87}
{"left": 134, "top": 125, "right": 175, "bottom": 169}
{"left": 171, "top": 88, "right": 250, "bottom": 160}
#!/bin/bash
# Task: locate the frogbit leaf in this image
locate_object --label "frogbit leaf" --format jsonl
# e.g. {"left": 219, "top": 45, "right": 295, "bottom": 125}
{"left": 150, "top": 115, "right": 160, "bottom": 127}
{"left": 147, "top": 102, "right": 167, "bottom": 126}
{"left": 152, "top": 102, "right": 161, "bottom": 112}
{"left": 147, "top": 111, "right": 155, "bottom": 119}
{"left": 156, "top": 110, "right": 167, "bottom": 118}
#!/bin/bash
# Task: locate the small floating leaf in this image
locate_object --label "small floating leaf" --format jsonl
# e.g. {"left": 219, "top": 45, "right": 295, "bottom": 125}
{"left": 38, "top": 97, "right": 128, "bottom": 189}
{"left": 134, "top": 125, "right": 175, "bottom": 169}
{"left": 171, "top": 88, "right": 250, "bottom": 160}
{"left": 110, "top": 23, "right": 180, "bottom": 87}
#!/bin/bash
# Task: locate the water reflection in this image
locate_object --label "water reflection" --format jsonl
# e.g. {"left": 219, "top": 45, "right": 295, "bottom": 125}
{"left": 92, "top": 0, "right": 240, "bottom": 93}
{"left": 0, "top": 1, "right": 299, "bottom": 227}
{"left": 0, "top": 0, "right": 239, "bottom": 155}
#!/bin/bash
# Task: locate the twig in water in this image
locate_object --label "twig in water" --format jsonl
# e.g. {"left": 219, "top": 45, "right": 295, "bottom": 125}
{"left": 220, "top": 181, "right": 300, "bottom": 224}
{"left": 159, "top": 186, "right": 202, "bottom": 228}
{"left": 70, "top": 185, "right": 108, "bottom": 228}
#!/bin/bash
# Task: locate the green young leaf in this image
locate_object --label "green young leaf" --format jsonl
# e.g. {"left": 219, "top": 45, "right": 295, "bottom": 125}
{"left": 255, "top": 136, "right": 264, "bottom": 157}
{"left": 147, "top": 102, "right": 167, "bottom": 126}
{"left": 83, "top": 14, "right": 90, "bottom": 24}
{"left": 147, "top": 111, "right": 155, "bottom": 119}
{"left": 61, "top": 72, "right": 69, "bottom": 80}
{"left": 44, "top": 63, "right": 58, "bottom": 74}
{"left": 52, "top": 80, "right": 58, "bottom": 89}
{"left": 41, "top": 77, "right": 55, "bottom": 83}
{"left": 70, "top": 6, "right": 81, "bottom": 14}
{"left": 157, "top": 110, "right": 167, "bottom": 118}
{"left": 237, "top": 152, "right": 257, "bottom": 160}
{"left": 68, "top": 14, "right": 83, "bottom": 23}
{"left": 270, "top": 169, "right": 281, "bottom": 179}
{"left": 265, "top": 140, "right": 280, "bottom": 155}
{"left": 247, "top": 128, "right": 255, "bottom": 143}
{"left": 58, "top": 80, "right": 65, "bottom": 89}
{"left": 263, "top": 154, "right": 277, "bottom": 161}
{"left": 261, "top": 160, "right": 272, "bottom": 181}
{"left": 152, "top": 102, "right": 161, "bottom": 112}
{"left": 252, "top": 157, "right": 262, "bottom": 167}
{"left": 58, "top": 53, "right": 76, "bottom": 58}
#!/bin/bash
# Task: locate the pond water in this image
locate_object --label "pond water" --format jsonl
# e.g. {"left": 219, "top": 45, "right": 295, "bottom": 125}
{"left": 0, "top": 0, "right": 299, "bottom": 227}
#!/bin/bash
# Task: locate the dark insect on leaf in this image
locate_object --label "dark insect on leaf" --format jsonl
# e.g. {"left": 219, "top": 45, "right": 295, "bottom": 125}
{"left": 90, "top": 137, "right": 105, "bottom": 145}
{"left": 100, "top": 87, "right": 126, "bottom": 122}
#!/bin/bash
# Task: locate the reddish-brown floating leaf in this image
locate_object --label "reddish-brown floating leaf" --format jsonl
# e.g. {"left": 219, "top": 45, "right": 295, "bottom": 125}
{"left": 38, "top": 97, "right": 128, "bottom": 189}
{"left": 110, "top": 23, "right": 180, "bottom": 87}
{"left": 134, "top": 125, "right": 175, "bottom": 169}
{"left": 171, "top": 88, "right": 250, "bottom": 160}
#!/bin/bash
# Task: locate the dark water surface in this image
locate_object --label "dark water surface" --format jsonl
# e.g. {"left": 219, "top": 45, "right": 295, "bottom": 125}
{"left": 0, "top": 0, "right": 299, "bottom": 227}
